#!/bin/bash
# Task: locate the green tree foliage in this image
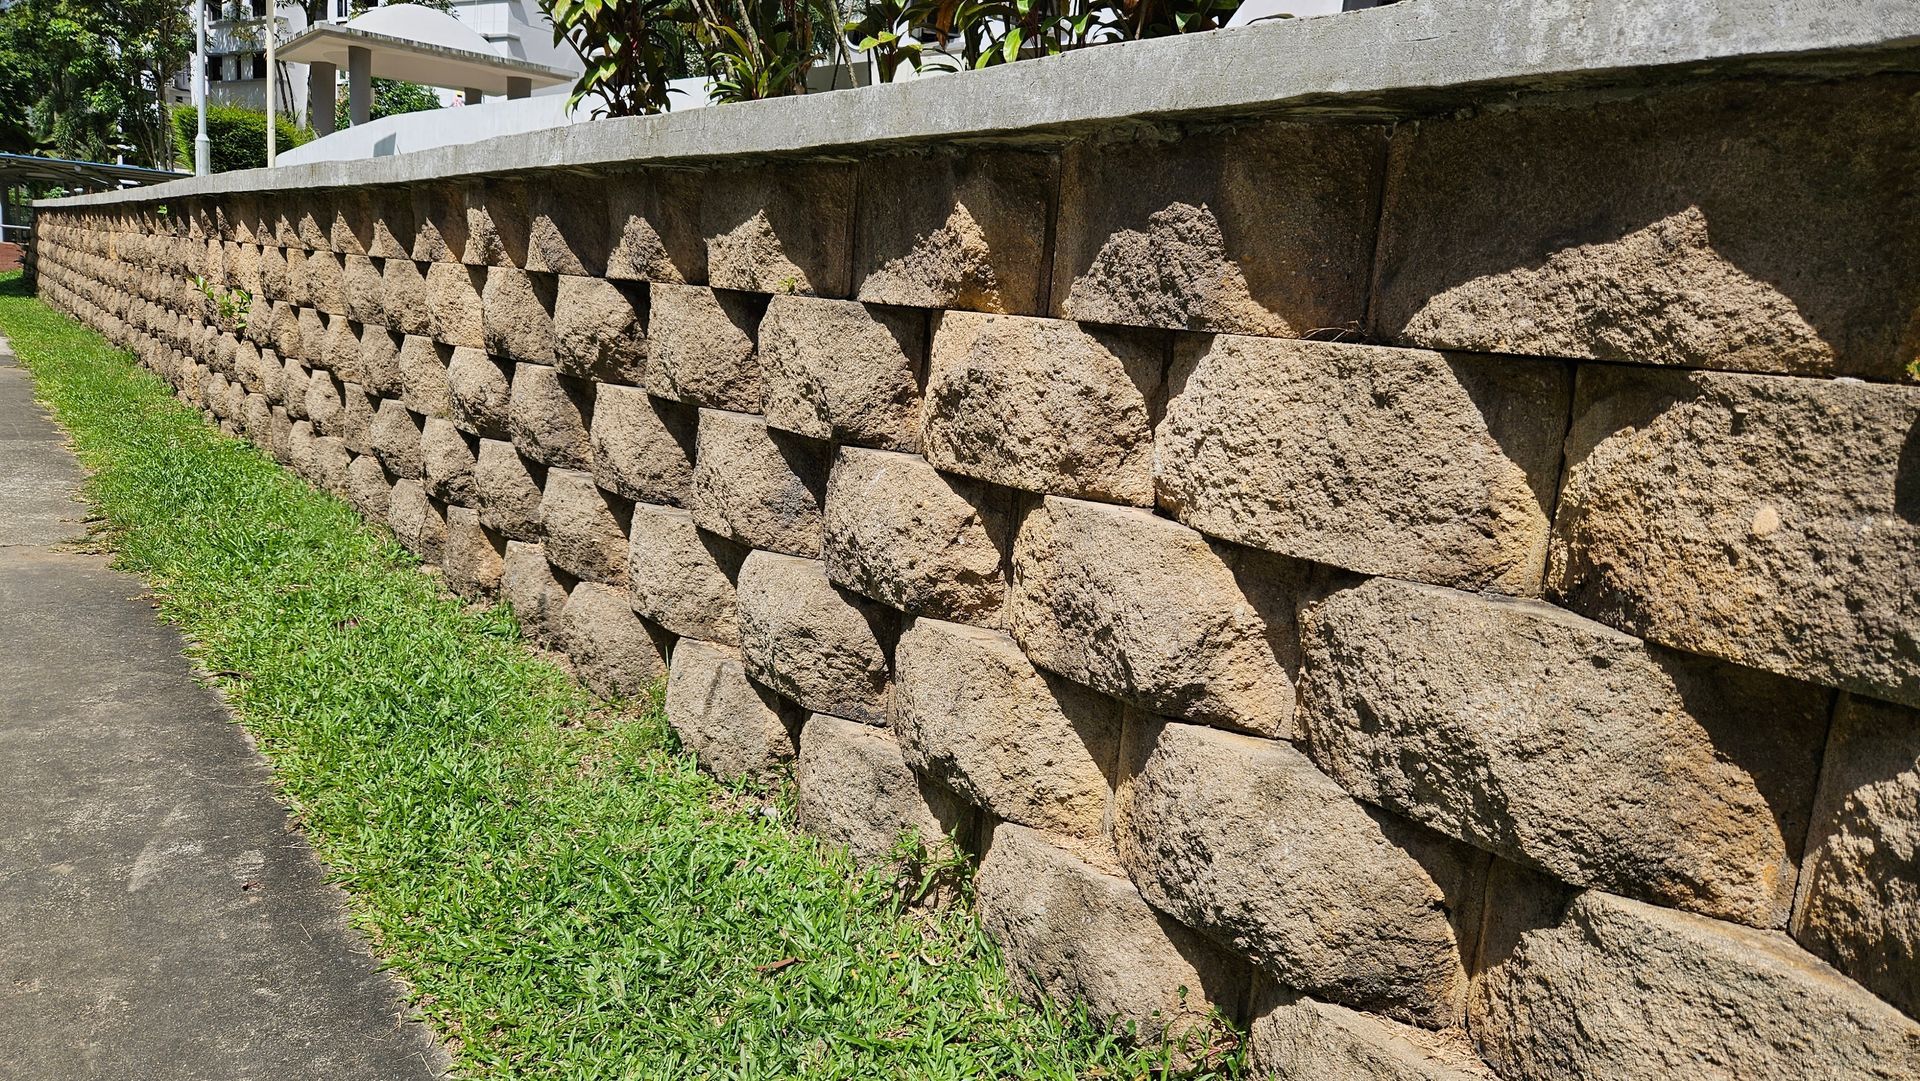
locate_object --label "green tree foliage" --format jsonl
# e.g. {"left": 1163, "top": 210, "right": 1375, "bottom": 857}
{"left": 171, "top": 104, "right": 312, "bottom": 173}
{"left": 334, "top": 79, "right": 445, "bottom": 129}
{"left": 0, "top": 0, "right": 191, "bottom": 168}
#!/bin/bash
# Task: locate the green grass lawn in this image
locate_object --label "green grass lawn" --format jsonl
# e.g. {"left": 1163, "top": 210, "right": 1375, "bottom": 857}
{"left": 0, "top": 273, "right": 1240, "bottom": 1080}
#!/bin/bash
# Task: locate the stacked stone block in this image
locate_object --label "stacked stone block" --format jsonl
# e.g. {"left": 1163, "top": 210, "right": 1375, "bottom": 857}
{"left": 31, "top": 71, "right": 1920, "bottom": 1080}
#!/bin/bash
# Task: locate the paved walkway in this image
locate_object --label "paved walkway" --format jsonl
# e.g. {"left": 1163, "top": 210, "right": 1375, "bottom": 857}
{"left": 0, "top": 339, "right": 445, "bottom": 1080}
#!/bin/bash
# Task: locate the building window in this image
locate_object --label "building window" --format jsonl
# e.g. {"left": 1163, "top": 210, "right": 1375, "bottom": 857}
{"left": 251, "top": 0, "right": 267, "bottom": 16}
{"left": 206, "top": 55, "right": 222, "bottom": 81}
{"left": 336, "top": 0, "right": 348, "bottom": 18}
{"left": 251, "top": 52, "right": 267, "bottom": 79}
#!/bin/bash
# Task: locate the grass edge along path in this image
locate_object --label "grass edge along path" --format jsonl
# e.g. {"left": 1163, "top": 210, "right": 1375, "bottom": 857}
{"left": 0, "top": 275, "right": 1243, "bottom": 1081}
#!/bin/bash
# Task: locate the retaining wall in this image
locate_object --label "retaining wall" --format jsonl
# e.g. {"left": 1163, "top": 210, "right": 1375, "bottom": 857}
{"left": 31, "top": 3, "right": 1920, "bottom": 1076}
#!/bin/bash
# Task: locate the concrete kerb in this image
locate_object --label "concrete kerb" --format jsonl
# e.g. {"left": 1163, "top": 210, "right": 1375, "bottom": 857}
{"left": 37, "top": 0, "right": 1920, "bottom": 210}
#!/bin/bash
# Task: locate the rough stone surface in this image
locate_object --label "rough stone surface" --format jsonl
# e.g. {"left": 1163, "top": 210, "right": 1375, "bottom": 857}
{"left": 736, "top": 551, "right": 891, "bottom": 726}
{"left": 1117, "top": 718, "right": 1478, "bottom": 1026}
{"left": 502, "top": 540, "right": 568, "bottom": 647}
{"left": 379, "top": 257, "right": 430, "bottom": 336}
{"left": 626, "top": 503, "right": 741, "bottom": 646}
{"left": 1156, "top": 335, "right": 1570, "bottom": 595}
{"left": 446, "top": 346, "right": 512, "bottom": 439}
{"left": 480, "top": 266, "right": 555, "bottom": 364}
{"left": 1054, "top": 120, "right": 1386, "bottom": 336}
{"left": 1549, "top": 366, "right": 1920, "bottom": 707}
{"left": 443, "top": 504, "right": 505, "bottom": 600}
{"left": 588, "top": 384, "right": 694, "bottom": 506}
{"left": 976, "top": 822, "right": 1248, "bottom": 1043}
{"left": 605, "top": 168, "right": 705, "bottom": 284}
{"left": 425, "top": 260, "right": 484, "bottom": 348}
{"left": 419, "top": 417, "right": 479, "bottom": 506}
{"left": 1248, "top": 989, "right": 1494, "bottom": 1081}
{"left": 552, "top": 274, "right": 646, "bottom": 385}
{"left": 357, "top": 325, "right": 403, "bottom": 397}
{"left": 539, "top": 467, "right": 630, "bottom": 586}
{"left": 1373, "top": 77, "right": 1920, "bottom": 382}
{"left": 760, "top": 295, "right": 926, "bottom": 450}
{"left": 368, "top": 397, "right": 422, "bottom": 478}
{"left": 387, "top": 478, "right": 446, "bottom": 563}
{"left": 795, "top": 713, "right": 958, "bottom": 868}
{"left": 663, "top": 638, "right": 797, "bottom": 788}
{"left": 508, "top": 363, "right": 594, "bottom": 470}
{"left": 342, "top": 255, "right": 383, "bottom": 325}
{"left": 1300, "top": 576, "right": 1831, "bottom": 928}
{"left": 557, "top": 582, "right": 667, "bottom": 699}
{"left": 854, "top": 149, "right": 1055, "bottom": 315}
{"left": 1792, "top": 694, "right": 1920, "bottom": 1018}
{"left": 473, "top": 437, "right": 544, "bottom": 541}
{"left": 923, "top": 311, "right": 1163, "bottom": 504}
{"left": 645, "top": 284, "right": 763, "bottom": 412}
{"left": 1473, "top": 890, "right": 1920, "bottom": 1081}
{"left": 344, "top": 451, "right": 392, "bottom": 523}
{"left": 894, "top": 617, "right": 1120, "bottom": 839}
{"left": 688, "top": 409, "right": 827, "bottom": 558}
{"left": 1011, "top": 496, "right": 1303, "bottom": 737}
{"left": 398, "top": 335, "right": 453, "bottom": 419}
{"left": 528, "top": 174, "right": 610, "bottom": 277}
{"left": 703, "top": 162, "right": 853, "bottom": 297}
{"left": 822, "top": 447, "right": 1009, "bottom": 627}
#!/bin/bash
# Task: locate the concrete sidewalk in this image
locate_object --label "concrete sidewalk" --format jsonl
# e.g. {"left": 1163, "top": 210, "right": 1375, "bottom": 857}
{"left": 0, "top": 340, "right": 445, "bottom": 1080}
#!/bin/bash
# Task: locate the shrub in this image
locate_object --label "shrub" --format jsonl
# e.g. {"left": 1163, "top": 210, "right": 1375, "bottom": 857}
{"left": 170, "top": 104, "right": 312, "bottom": 173}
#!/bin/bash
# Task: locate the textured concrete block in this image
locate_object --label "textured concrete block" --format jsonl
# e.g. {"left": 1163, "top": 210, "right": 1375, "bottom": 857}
{"left": 320, "top": 315, "right": 361, "bottom": 381}
{"left": 1118, "top": 719, "right": 1478, "bottom": 1026}
{"left": 688, "top": 409, "right": 827, "bottom": 558}
{"left": 305, "top": 368, "right": 344, "bottom": 436}
{"left": 895, "top": 617, "right": 1119, "bottom": 838}
{"left": 305, "top": 250, "right": 345, "bottom": 315}
{"left": 605, "top": 168, "right": 705, "bottom": 283}
{"left": 294, "top": 305, "right": 326, "bottom": 365}
{"left": 1374, "top": 77, "right": 1920, "bottom": 382}
{"left": 588, "top": 385, "right": 694, "bottom": 506}
{"left": 425, "top": 260, "right": 484, "bottom": 348}
{"left": 379, "top": 257, "right": 430, "bottom": 336}
{"left": 1054, "top": 120, "right": 1386, "bottom": 335}
{"left": 508, "top": 363, "right": 593, "bottom": 469}
{"left": 552, "top": 275, "right": 646, "bottom": 385}
{"left": 528, "top": 173, "right": 610, "bottom": 277}
{"left": 645, "top": 284, "right": 763, "bottom": 412}
{"left": 664, "top": 638, "right": 798, "bottom": 788}
{"left": 357, "top": 325, "right": 403, "bottom": 397}
{"left": 737, "top": 551, "right": 891, "bottom": 726}
{"left": 703, "top": 161, "right": 853, "bottom": 296}
{"left": 1793, "top": 694, "right": 1920, "bottom": 1017}
{"left": 626, "top": 504, "right": 741, "bottom": 646}
{"left": 481, "top": 266, "right": 555, "bottom": 364}
{"left": 420, "top": 417, "right": 479, "bottom": 506}
{"left": 822, "top": 448, "right": 1010, "bottom": 627}
{"left": 854, "top": 148, "right": 1055, "bottom": 315}
{"left": 558, "top": 581, "right": 667, "bottom": 699}
{"left": 1157, "top": 335, "right": 1570, "bottom": 595}
{"left": 795, "top": 713, "right": 959, "bottom": 868}
{"left": 1552, "top": 366, "right": 1920, "bottom": 705}
{"left": 368, "top": 187, "right": 416, "bottom": 260}
{"left": 303, "top": 434, "right": 352, "bottom": 498}
{"left": 539, "top": 467, "right": 630, "bottom": 586}
{"left": 410, "top": 181, "right": 471, "bottom": 263}
{"left": 388, "top": 477, "right": 446, "bottom": 562}
{"left": 977, "top": 822, "right": 1248, "bottom": 1044}
{"left": 463, "top": 176, "right": 531, "bottom": 268}
{"left": 343, "top": 255, "right": 384, "bottom": 325}
{"left": 473, "top": 437, "right": 544, "bottom": 541}
{"left": 444, "top": 504, "right": 506, "bottom": 599}
{"left": 923, "top": 311, "right": 1162, "bottom": 504}
{"left": 446, "top": 346, "right": 513, "bottom": 439}
{"left": 1248, "top": 989, "right": 1495, "bottom": 1081}
{"left": 398, "top": 335, "right": 453, "bottom": 419}
{"left": 502, "top": 539, "right": 567, "bottom": 647}
{"left": 1474, "top": 890, "right": 1920, "bottom": 1081}
{"left": 760, "top": 295, "right": 926, "bottom": 450}
{"left": 369, "top": 396, "right": 423, "bottom": 479}
{"left": 336, "top": 381, "right": 377, "bottom": 455}
{"left": 344, "top": 450, "right": 393, "bottom": 522}
{"left": 1012, "top": 496, "right": 1303, "bottom": 736}
{"left": 1300, "top": 576, "right": 1830, "bottom": 927}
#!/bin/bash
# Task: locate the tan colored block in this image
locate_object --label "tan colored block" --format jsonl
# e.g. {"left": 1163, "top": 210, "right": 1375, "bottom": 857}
{"left": 528, "top": 173, "right": 609, "bottom": 277}
{"left": 446, "top": 346, "right": 513, "bottom": 439}
{"left": 922, "top": 311, "right": 1162, "bottom": 504}
{"left": 508, "top": 363, "right": 593, "bottom": 469}
{"left": 444, "top": 504, "right": 506, "bottom": 600}
{"left": 539, "top": 467, "right": 630, "bottom": 586}
{"left": 420, "top": 417, "right": 479, "bottom": 506}
{"left": 795, "top": 713, "right": 961, "bottom": 868}
{"left": 588, "top": 384, "right": 694, "bottom": 506}
{"left": 1156, "top": 335, "right": 1570, "bottom": 595}
{"left": 645, "top": 284, "right": 763, "bottom": 412}
{"left": 557, "top": 581, "right": 667, "bottom": 699}
{"left": 854, "top": 148, "right": 1055, "bottom": 315}
{"left": 398, "top": 334, "right": 453, "bottom": 419}
{"left": 703, "top": 161, "right": 853, "bottom": 296}
{"left": 502, "top": 539, "right": 566, "bottom": 646}
{"left": 688, "top": 409, "right": 827, "bottom": 558}
{"left": 737, "top": 551, "right": 891, "bottom": 726}
{"left": 760, "top": 295, "right": 926, "bottom": 450}
{"left": 627, "top": 504, "right": 741, "bottom": 646}
{"left": 474, "top": 438, "right": 544, "bottom": 541}
{"left": 480, "top": 266, "right": 554, "bottom": 363}
{"left": 380, "top": 257, "right": 430, "bottom": 335}
{"left": 369, "top": 396, "right": 423, "bottom": 479}
{"left": 664, "top": 638, "right": 798, "bottom": 788}
{"left": 552, "top": 274, "right": 645, "bottom": 385}
{"left": 605, "top": 168, "right": 705, "bottom": 283}
{"left": 425, "top": 260, "right": 484, "bottom": 348}
{"left": 822, "top": 447, "right": 1009, "bottom": 627}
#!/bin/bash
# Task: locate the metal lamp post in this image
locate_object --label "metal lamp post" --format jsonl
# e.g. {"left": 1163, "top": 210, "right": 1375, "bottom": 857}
{"left": 193, "top": 0, "right": 210, "bottom": 175}
{"left": 265, "top": 3, "right": 277, "bottom": 166}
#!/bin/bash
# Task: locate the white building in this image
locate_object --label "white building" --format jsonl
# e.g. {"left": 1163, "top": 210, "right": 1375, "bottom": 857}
{"left": 171, "top": 1, "right": 577, "bottom": 126}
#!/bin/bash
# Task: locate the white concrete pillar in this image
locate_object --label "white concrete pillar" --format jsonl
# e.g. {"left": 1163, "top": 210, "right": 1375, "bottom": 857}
{"left": 310, "top": 61, "right": 337, "bottom": 136}
{"left": 348, "top": 45, "right": 372, "bottom": 127}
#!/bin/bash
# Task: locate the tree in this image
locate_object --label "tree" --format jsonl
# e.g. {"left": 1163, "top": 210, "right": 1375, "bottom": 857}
{"left": 335, "top": 78, "right": 445, "bottom": 129}
{"left": 0, "top": 0, "right": 190, "bottom": 168}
